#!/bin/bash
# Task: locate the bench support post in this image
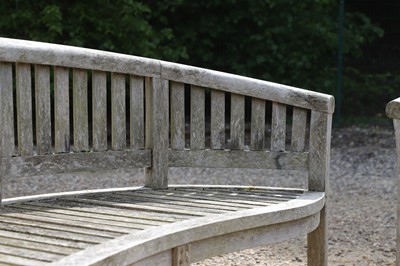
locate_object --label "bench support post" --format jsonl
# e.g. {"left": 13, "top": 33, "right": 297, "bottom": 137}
{"left": 393, "top": 119, "right": 400, "bottom": 266}
{"left": 172, "top": 244, "right": 191, "bottom": 266}
{"left": 307, "top": 111, "right": 332, "bottom": 266}
{"left": 145, "top": 77, "right": 169, "bottom": 189}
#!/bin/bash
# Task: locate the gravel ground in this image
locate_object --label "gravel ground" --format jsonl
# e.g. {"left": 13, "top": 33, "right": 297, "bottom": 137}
{"left": 2, "top": 125, "right": 397, "bottom": 265}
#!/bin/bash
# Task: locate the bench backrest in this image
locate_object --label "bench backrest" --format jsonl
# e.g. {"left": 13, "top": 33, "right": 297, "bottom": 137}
{"left": 0, "top": 38, "right": 334, "bottom": 201}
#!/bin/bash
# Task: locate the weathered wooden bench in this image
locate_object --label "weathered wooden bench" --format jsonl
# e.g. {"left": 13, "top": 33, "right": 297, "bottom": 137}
{"left": 0, "top": 38, "right": 334, "bottom": 265}
{"left": 386, "top": 98, "right": 400, "bottom": 266}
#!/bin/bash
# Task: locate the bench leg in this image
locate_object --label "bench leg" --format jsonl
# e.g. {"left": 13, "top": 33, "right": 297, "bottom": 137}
{"left": 307, "top": 207, "right": 327, "bottom": 266}
{"left": 172, "top": 244, "right": 191, "bottom": 266}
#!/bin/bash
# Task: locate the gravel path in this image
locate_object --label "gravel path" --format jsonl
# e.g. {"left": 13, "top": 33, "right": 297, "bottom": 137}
{"left": 3, "top": 125, "right": 397, "bottom": 265}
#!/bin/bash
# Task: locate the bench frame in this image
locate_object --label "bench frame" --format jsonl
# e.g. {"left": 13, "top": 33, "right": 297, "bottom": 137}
{"left": 0, "top": 38, "right": 334, "bottom": 265}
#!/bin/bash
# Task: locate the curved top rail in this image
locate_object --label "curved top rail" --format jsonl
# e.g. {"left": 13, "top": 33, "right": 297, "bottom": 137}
{"left": 0, "top": 37, "right": 334, "bottom": 113}
{"left": 386, "top": 97, "right": 400, "bottom": 120}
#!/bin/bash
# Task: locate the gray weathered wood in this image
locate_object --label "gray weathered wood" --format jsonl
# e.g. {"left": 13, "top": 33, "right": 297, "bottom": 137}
{"left": 291, "top": 107, "right": 308, "bottom": 152}
{"left": 35, "top": 65, "right": 52, "bottom": 155}
{"left": 92, "top": 71, "right": 108, "bottom": 151}
{"left": 172, "top": 244, "right": 191, "bottom": 266}
{"left": 145, "top": 77, "right": 169, "bottom": 188}
{"left": 2, "top": 150, "right": 151, "bottom": 178}
{"left": 251, "top": 98, "right": 265, "bottom": 150}
{"left": 386, "top": 97, "right": 400, "bottom": 120}
{"left": 130, "top": 75, "right": 145, "bottom": 150}
{"left": 210, "top": 90, "right": 225, "bottom": 149}
{"left": 307, "top": 110, "right": 332, "bottom": 266}
{"left": 393, "top": 119, "right": 400, "bottom": 266}
{"left": 191, "top": 85, "right": 205, "bottom": 149}
{"left": 169, "top": 150, "right": 308, "bottom": 171}
{"left": 271, "top": 102, "right": 286, "bottom": 152}
{"left": 170, "top": 81, "right": 185, "bottom": 150}
{"left": 230, "top": 94, "right": 245, "bottom": 150}
{"left": 54, "top": 66, "right": 70, "bottom": 153}
{"left": 0, "top": 63, "right": 15, "bottom": 158}
{"left": 111, "top": 73, "right": 126, "bottom": 150}
{"left": 73, "top": 68, "right": 89, "bottom": 151}
{"left": 16, "top": 63, "right": 33, "bottom": 156}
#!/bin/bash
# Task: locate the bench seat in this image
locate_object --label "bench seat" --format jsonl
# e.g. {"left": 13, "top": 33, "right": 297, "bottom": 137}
{"left": 0, "top": 186, "right": 324, "bottom": 265}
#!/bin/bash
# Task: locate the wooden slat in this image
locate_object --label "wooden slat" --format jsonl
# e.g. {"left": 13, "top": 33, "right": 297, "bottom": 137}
{"left": 0, "top": 253, "right": 48, "bottom": 266}
{"left": 190, "top": 85, "right": 205, "bottom": 149}
{"left": 170, "top": 81, "right": 185, "bottom": 149}
{"left": 16, "top": 63, "right": 33, "bottom": 156}
{"left": 169, "top": 150, "right": 308, "bottom": 171}
{"left": 172, "top": 244, "right": 191, "bottom": 266}
{"left": 73, "top": 68, "right": 89, "bottom": 151}
{"left": 2, "top": 149, "right": 151, "bottom": 178}
{"left": 145, "top": 77, "right": 169, "bottom": 189}
{"left": 0, "top": 243, "right": 63, "bottom": 262}
{"left": 92, "top": 71, "right": 107, "bottom": 151}
{"left": 111, "top": 73, "right": 126, "bottom": 150}
{"left": 54, "top": 66, "right": 70, "bottom": 153}
{"left": 35, "top": 65, "right": 52, "bottom": 155}
{"left": 291, "top": 107, "right": 308, "bottom": 152}
{"left": 210, "top": 90, "right": 225, "bottom": 149}
{"left": 307, "top": 110, "right": 332, "bottom": 266}
{"left": 230, "top": 94, "right": 245, "bottom": 150}
{"left": 271, "top": 102, "right": 286, "bottom": 151}
{"left": 250, "top": 98, "right": 265, "bottom": 150}
{"left": 130, "top": 75, "right": 145, "bottom": 149}
{"left": 0, "top": 63, "right": 15, "bottom": 158}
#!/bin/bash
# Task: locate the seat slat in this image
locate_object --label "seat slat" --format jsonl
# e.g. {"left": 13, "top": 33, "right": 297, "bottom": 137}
{"left": 111, "top": 73, "right": 126, "bottom": 150}
{"left": 230, "top": 93, "right": 245, "bottom": 150}
{"left": 0, "top": 243, "right": 63, "bottom": 262}
{"left": 16, "top": 63, "right": 33, "bottom": 156}
{"left": 190, "top": 85, "right": 205, "bottom": 149}
{"left": 92, "top": 71, "right": 108, "bottom": 151}
{"left": 130, "top": 75, "right": 145, "bottom": 149}
{"left": 35, "top": 64, "right": 52, "bottom": 155}
{"left": 170, "top": 81, "right": 185, "bottom": 149}
{"left": 54, "top": 66, "right": 70, "bottom": 153}
{"left": 211, "top": 90, "right": 225, "bottom": 149}
{"left": 0, "top": 253, "right": 48, "bottom": 266}
{"left": 73, "top": 68, "right": 89, "bottom": 151}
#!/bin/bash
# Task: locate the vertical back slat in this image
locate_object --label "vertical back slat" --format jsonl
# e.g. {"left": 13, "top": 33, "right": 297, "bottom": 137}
{"left": 170, "top": 81, "right": 185, "bottom": 149}
{"left": 190, "top": 85, "right": 205, "bottom": 149}
{"left": 230, "top": 94, "right": 245, "bottom": 150}
{"left": 145, "top": 77, "right": 169, "bottom": 188}
{"left": 307, "top": 110, "right": 332, "bottom": 266}
{"left": 211, "top": 90, "right": 225, "bottom": 149}
{"left": 73, "top": 69, "right": 89, "bottom": 151}
{"left": 16, "top": 63, "right": 33, "bottom": 156}
{"left": 92, "top": 71, "right": 107, "bottom": 151}
{"left": 54, "top": 67, "right": 70, "bottom": 153}
{"left": 111, "top": 73, "right": 126, "bottom": 150}
{"left": 250, "top": 98, "right": 265, "bottom": 150}
{"left": 130, "top": 75, "right": 145, "bottom": 150}
{"left": 35, "top": 65, "right": 52, "bottom": 155}
{"left": 271, "top": 102, "right": 286, "bottom": 151}
{"left": 0, "top": 63, "right": 15, "bottom": 158}
{"left": 291, "top": 107, "right": 308, "bottom": 152}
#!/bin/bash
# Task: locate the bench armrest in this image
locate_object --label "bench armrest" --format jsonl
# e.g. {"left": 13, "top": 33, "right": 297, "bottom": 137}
{"left": 386, "top": 97, "right": 400, "bottom": 120}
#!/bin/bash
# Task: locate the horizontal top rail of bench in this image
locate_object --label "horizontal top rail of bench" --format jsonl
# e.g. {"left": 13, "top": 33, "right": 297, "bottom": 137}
{"left": 0, "top": 38, "right": 334, "bottom": 113}
{"left": 386, "top": 97, "right": 400, "bottom": 119}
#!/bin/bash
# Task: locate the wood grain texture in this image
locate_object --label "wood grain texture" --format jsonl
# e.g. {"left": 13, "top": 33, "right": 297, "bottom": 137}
{"left": 210, "top": 90, "right": 225, "bottom": 149}
{"left": 307, "top": 110, "right": 332, "bottom": 266}
{"left": 130, "top": 75, "right": 145, "bottom": 150}
{"left": 16, "top": 63, "right": 33, "bottom": 156}
{"left": 291, "top": 107, "right": 308, "bottom": 152}
{"left": 393, "top": 119, "right": 400, "bottom": 266}
{"left": 92, "top": 71, "right": 108, "bottom": 151}
{"left": 35, "top": 65, "right": 52, "bottom": 155}
{"left": 386, "top": 97, "right": 400, "bottom": 120}
{"left": 54, "top": 67, "right": 70, "bottom": 153}
{"left": 271, "top": 102, "right": 286, "bottom": 152}
{"left": 145, "top": 77, "right": 169, "bottom": 188}
{"left": 170, "top": 81, "right": 185, "bottom": 150}
{"left": 230, "top": 94, "right": 245, "bottom": 150}
{"left": 169, "top": 150, "right": 308, "bottom": 171}
{"left": 73, "top": 68, "right": 89, "bottom": 151}
{"left": 172, "top": 244, "right": 191, "bottom": 266}
{"left": 2, "top": 150, "right": 151, "bottom": 178}
{"left": 251, "top": 98, "right": 265, "bottom": 150}
{"left": 0, "top": 63, "right": 15, "bottom": 158}
{"left": 191, "top": 85, "right": 205, "bottom": 149}
{"left": 111, "top": 73, "right": 126, "bottom": 150}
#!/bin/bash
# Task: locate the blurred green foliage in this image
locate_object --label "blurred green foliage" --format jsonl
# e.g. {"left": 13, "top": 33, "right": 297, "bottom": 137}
{"left": 0, "top": 0, "right": 394, "bottom": 119}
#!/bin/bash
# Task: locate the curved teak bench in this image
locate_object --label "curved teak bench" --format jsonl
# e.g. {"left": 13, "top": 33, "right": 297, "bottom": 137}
{"left": 0, "top": 38, "right": 334, "bottom": 265}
